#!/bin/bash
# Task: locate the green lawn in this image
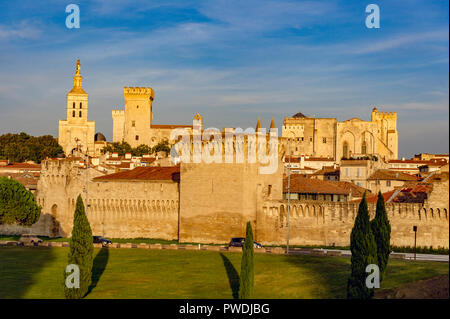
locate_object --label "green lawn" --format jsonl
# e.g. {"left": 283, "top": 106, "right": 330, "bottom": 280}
{"left": 0, "top": 246, "right": 447, "bottom": 299}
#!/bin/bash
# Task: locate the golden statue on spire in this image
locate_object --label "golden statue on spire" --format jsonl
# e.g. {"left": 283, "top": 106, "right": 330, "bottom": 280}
{"left": 76, "top": 59, "right": 81, "bottom": 75}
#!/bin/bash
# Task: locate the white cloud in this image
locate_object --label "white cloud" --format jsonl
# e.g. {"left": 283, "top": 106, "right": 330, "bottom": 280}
{"left": 352, "top": 29, "right": 449, "bottom": 54}
{"left": 0, "top": 21, "right": 42, "bottom": 40}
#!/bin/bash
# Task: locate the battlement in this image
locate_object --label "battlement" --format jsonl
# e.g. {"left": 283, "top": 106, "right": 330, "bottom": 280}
{"left": 379, "top": 111, "right": 397, "bottom": 118}
{"left": 123, "top": 87, "right": 154, "bottom": 99}
{"left": 112, "top": 109, "right": 125, "bottom": 116}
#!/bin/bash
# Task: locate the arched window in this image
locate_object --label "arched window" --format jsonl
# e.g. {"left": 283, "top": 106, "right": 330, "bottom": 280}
{"left": 79, "top": 111, "right": 82, "bottom": 117}
{"left": 72, "top": 111, "right": 75, "bottom": 117}
{"left": 361, "top": 141, "right": 367, "bottom": 154}
{"left": 343, "top": 142, "right": 349, "bottom": 158}
{"left": 80, "top": 102, "right": 82, "bottom": 109}
{"left": 72, "top": 102, "right": 75, "bottom": 108}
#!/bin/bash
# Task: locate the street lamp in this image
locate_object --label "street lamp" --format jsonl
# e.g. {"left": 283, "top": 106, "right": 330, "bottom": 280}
{"left": 286, "top": 140, "right": 291, "bottom": 254}
{"left": 413, "top": 225, "right": 417, "bottom": 260}
{"left": 75, "top": 138, "right": 90, "bottom": 214}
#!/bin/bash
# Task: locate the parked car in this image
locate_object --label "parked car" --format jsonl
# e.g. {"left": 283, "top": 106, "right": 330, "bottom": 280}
{"left": 229, "top": 237, "right": 263, "bottom": 248}
{"left": 19, "top": 234, "right": 43, "bottom": 245}
{"left": 93, "top": 236, "right": 112, "bottom": 247}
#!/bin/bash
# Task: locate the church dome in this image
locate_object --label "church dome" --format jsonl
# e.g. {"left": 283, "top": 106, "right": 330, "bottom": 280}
{"left": 292, "top": 112, "right": 307, "bottom": 118}
{"left": 95, "top": 132, "right": 107, "bottom": 142}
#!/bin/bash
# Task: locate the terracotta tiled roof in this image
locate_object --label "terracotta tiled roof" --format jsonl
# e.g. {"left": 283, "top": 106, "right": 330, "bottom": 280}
{"left": 312, "top": 166, "right": 340, "bottom": 176}
{"left": 0, "top": 173, "right": 39, "bottom": 188}
{"left": 388, "top": 159, "right": 447, "bottom": 165}
{"left": 112, "top": 162, "right": 131, "bottom": 169}
{"left": 367, "top": 169, "right": 418, "bottom": 181}
{"left": 340, "top": 160, "right": 370, "bottom": 166}
{"left": 284, "top": 155, "right": 334, "bottom": 163}
{"left": 0, "top": 163, "right": 41, "bottom": 170}
{"left": 362, "top": 190, "right": 396, "bottom": 203}
{"left": 332, "top": 181, "right": 370, "bottom": 198}
{"left": 151, "top": 124, "right": 192, "bottom": 129}
{"left": 283, "top": 175, "right": 349, "bottom": 195}
{"left": 94, "top": 166, "right": 180, "bottom": 182}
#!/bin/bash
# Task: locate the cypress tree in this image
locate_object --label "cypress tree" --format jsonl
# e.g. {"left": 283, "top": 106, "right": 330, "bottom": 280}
{"left": 64, "top": 195, "right": 94, "bottom": 299}
{"left": 347, "top": 192, "right": 378, "bottom": 299}
{"left": 371, "top": 191, "right": 391, "bottom": 282}
{"left": 239, "top": 221, "right": 254, "bottom": 299}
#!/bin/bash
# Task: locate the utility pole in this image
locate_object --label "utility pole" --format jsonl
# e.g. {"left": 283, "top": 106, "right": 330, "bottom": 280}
{"left": 75, "top": 138, "right": 89, "bottom": 216}
{"left": 413, "top": 225, "right": 417, "bottom": 260}
{"left": 286, "top": 140, "right": 291, "bottom": 254}
{"left": 85, "top": 146, "right": 89, "bottom": 217}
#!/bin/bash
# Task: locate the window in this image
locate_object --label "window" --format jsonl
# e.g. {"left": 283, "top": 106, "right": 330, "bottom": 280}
{"left": 72, "top": 102, "right": 75, "bottom": 108}
{"left": 268, "top": 185, "right": 272, "bottom": 196}
{"left": 137, "top": 105, "right": 139, "bottom": 109}
{"left": 132, "top": 121, "right": 135, "bottom": 127}
{"left": 309, "top": 137, "right": 313, "bottom": 142}
{"left": 323, "top": 137, "right": 327, "bottom": 143}
{"left": 80, "top": 102, "right": 82, "bottom": 109}
{"left": 361, "top": 141, "right": 367, "bottom": 154}
{"left": 301, "top": 137, "right": 304, "bottom": 142}
{"left": 343, "top": 142, "right": 349, "bottom": 158}
{"left": 386, "top": 180, "right": 391, "bottom": 187}
{"left": 345, "top": 168, "right": 350, "bottom": 177}
{"left": 79, "top": 111, "right": 82, "bottom": 117}
{"left": 357, "top": 182, "right": 363, "bottom": 187}
{"left": 357, "top": 168, "right": 362, "bottom": 177}
{"left": 135, "top": 135, "right": 139, "bottom": 141}
{"left": 72, "top": 111, "right": 75, "bottom": 117}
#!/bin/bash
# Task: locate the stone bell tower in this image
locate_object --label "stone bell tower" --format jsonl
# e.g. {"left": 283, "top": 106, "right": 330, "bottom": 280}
{"left": 58, "top": 60, "right": 95, "bottom": 156}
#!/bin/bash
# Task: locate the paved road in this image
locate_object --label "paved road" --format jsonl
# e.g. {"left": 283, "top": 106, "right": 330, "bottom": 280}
{"left": 323, "top": 249, "right": 449, "bottom": 262}
{"left": 287, "top": 248, "right": 448, "bottom": 262}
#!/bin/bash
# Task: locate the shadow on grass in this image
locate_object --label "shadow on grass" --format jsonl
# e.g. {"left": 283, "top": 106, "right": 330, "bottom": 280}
{"left": 284, "top": 254, "right": 351, "bottom": 299}
{"left": 0, "top": 246, "right": 56, "bottom": 298}
{"left": 85, "top": 247, "right": 109, "bottom": 297}
{"left": 220, "top": 253, "right": 239, "bottom": 299}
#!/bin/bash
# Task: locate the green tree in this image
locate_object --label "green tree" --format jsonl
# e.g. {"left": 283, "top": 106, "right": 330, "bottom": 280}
{"left": 134, "top": 144, "right": 152, "bottom": 157}
{"left": 239, "top": 221, "right": 255, "bottom": 299}
{"left": 0, "top": 177, "right": 41, "bottom": 225}
{"left": 152, "top": 140, "right": 171, "bottom": 154}
{"left": 0, "top": 132, "right": 63, "bottom": 163}
{"left": 347, "top": 192, "right": 378, "bottom": 299}
{"left": 100, "top": 141, "right": 133, "bottom": 156}
{"left": 64, "top": 195, "right": 93, "bottom": 299}
{"left": 371, "top": 191, "right": 391, "bottom": 282}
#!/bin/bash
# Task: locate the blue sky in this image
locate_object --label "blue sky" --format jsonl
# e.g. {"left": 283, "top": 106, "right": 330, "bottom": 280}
{"left": 0, "top": 0, "right": 448, "bottom": 157}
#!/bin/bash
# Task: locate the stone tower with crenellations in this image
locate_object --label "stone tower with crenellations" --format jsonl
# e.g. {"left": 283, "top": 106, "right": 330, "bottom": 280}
{"left": 114, "top": 87, "right": 155, "bottom": 148}
{"left": 371, "top": 107, "right": 398, "bottom": 160}
{"left": 112, "top": 86, "right": 193, "bottom": 148}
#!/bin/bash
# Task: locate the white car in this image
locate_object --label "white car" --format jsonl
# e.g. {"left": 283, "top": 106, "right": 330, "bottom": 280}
{"left": 19, "top": 234, "right": 43, "bottom": 245}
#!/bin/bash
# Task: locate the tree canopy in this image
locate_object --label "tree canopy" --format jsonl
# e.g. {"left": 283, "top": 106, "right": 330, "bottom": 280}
{"left": 0, "top": 132, "right": 63, "bottom": 163}
{"left": 101, "top": 140, "right": 171, "bottom": 157}
{"left": 0, "top": 176, "right": 41, "bottom": 226}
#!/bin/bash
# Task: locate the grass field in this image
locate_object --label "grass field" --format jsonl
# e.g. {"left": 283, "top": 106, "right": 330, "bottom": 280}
{"left": 0, "top": 246, "right": 448, "bottom": 299}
